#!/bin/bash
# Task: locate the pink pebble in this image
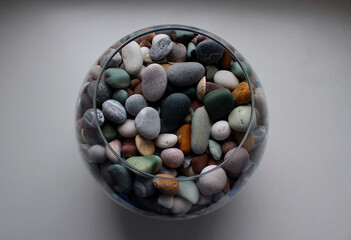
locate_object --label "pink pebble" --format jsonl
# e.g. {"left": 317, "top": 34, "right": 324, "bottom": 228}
{"left": 161, "top": 148, "right": 184, "bottom": 168}
{"left": 105, "top": 139, "right": 122, "bottom": 163}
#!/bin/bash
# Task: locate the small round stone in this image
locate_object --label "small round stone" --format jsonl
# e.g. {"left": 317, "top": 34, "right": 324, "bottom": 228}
{"left": 223, "top": 147, "right": 249, "bottom": 178}
{"left": 213, "top": 70, "right": 239, "bottom": 91}
{"left": 133, "top": 176, "right": 156, "bottom": 198}
{"left": 168, "top": 43, "right": 187, "bottom": 62}
{"left": 88, "top": 145, "right": 107, "bottom": 163}
{"left": 228, "top": 105, "right": 256, "bottom": 132}
{"left": 111, "top": 89, "right": 128, "bottom": 105}
{"left": 196, "top": 40, "right": 224, "bottom": 65}
{"left": 102, "top": 99, "right": 127, "bottom": 124}
{"left": 82, "top": 108, "right": 104, "bottom": 129}
{"left": 153, "top": 174, "right": 179, "bottom": 196}
{"left": 135, "top": 135, "right": 155, "bottom": 156}
{"left": 161, "top": 148, "right": 184, "bottom": 168}
{"left": 135, "top": 107, "right": 161, "bottom": 140}
{"left": 142, "top": 63, "right": 167, "bottom": 102}
{"left": 105, "top": 139, "right": 122, "bottom": 163}
{"left": 208, "top": 139, "right": 222, "bottom": 160}
{"left": 150, "top": 37, "right": 173, "bottom": 61}
{"left": 155, "top": 134, "right": 178, "bottom": 148}
{"left": 197, "top": 165, "right": 227, "bottom": 196}
{"left": 211, "top": 120, "right": 231, "bottom": 141}
{"left": 177, "top": 177, "right": 199, "bottom": 204}
{"left": 125, "top": 94, "right": 148, "bottom": 116}
{"left": 117, "top": 119, "right": 138, "bottom": 138}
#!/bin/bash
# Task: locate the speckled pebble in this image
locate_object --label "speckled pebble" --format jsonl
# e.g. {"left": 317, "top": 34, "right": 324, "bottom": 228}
{"left": 161, "top": 148, "right": 184, "bottom": 168}
{"left": 82, "top": 108, "right": 104, "bottom": 129}
{"left": 208, "top": 139, "right": 222, "bottom": 160}
{"left": 150, "top": 37, "right": 173, "bottom": 61}
{"left": 228, "top": 105, "right": 256, "bottom": 132}
{"left": 211, "top": 120, "right": 231, "bottom": 141}
{"left": 102, "top": 99, "right": 127, "bottom": 124}
{"left": 125, "top": 94, "right": 148, "bottom": 116}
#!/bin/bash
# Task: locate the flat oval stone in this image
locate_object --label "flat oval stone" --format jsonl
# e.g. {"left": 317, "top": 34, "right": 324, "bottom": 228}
{"left": 223, "top": 148, "right": 249, "bottom": 178}
{"left": 197, "top": 165, "right": 227, "bottom": 196}
{"left": 88, "top": 144, "right": 107, "bottom": 163}
{"left": 135, "top": 107, "right": 161, "bottom": 140}
{"left": 208, "top": 139, "right": 222, "bottom": 160}
{"left": 155, "top": 133, "right": 178, "bottom": 148}
{"left": 177, "top": 177, "right": 199, "bottom": 204}
{"left": 117, "top": 119, "right": 137, "bottom": 138}
{"left": 196, "top": 40, "right": 224, "bottom": 65}
{"left": 191, "top": 107, "right": 210, "bottom": 154}
{"left": 105, "top": 139, "right": 122, "bottom": 163}
{"left": 152, "top": 33, "right": 170, "bottom": 45}
{"left": 102, "top": 99, "right": 127, "bottom": 124}
{"left": 161, "top": 148, "right": 184, "bottom": 168}
{"left": 135, "top": 135, "right": 155, "bottom": 156}
{"left": 140, "top": 47, "right": 152, "bottom": 64}
{"left": 107, "top": 164, "right": 132, "bottom": 193}
{"left": 142, "top": 64, "right": 167, "bottom": 102}
{"left": 112, "top": 89, "right": 128, "bottom": 105}
{"left": 82, "top": 108, "right": 104, "bottom": 129}
{"left": 149, "top": 37, "right": 173, "bottom": 61}
{"left": 191, "top": 154, "right": 208, "bottom": 174}
{"left": 161, "top": 93, "right": 190, "bottom": 132}
{"left": 87, "top": 80, "right": 112, "bottom": 106}
{"left": 167, "top": 62, "right": 205, "bottom": 87}
{"left": 125, "top": 94, "right": 148, "bottom": 116}
{"left": 211, "top": 120, "right": 231, "bottom": 141}
{"left": 168, "top": 43, "right": 187, "bottom": 62}
{"left": 126, "top": 155, "right": 162, "bottom": 174}
{"left": 104, "top": 68, "right": 131, "bottom": 89}
{"left": 171, "top": 197, "right": 192, "bottom": 216}
{"left": 153, "top": 174, "right": 179, "bottom": 196}
{"left": 133, "top": 176, "right": 156, "bottom": 198}
{"left": 203, "top": 88, "right": 234, "bottom": 121}
{"left": 122, "top": 41, "right": 143, "bottom": 76}
{"left": 228, "top": 105, "right": 256, "bottom": 132}
{"left": 213, "top": 70, "right": 239, "bottom": 91}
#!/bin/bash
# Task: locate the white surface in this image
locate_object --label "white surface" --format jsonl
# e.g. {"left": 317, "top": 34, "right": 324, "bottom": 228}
{"left": 1, "top": 1, "right": 351, "bottom": 239}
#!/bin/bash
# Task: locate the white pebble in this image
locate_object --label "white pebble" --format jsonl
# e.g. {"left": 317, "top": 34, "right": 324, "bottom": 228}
{"left": 155, "top": 134, "right": 178, "bottom": 148}
{"left": 117, "top": 119, "right": 138, "bottom": 138}
{"left": 197, "top": 165, "right": 227, "bottom": 196}
{"left": 140, "top": 47, "right": 152, "bottom": 64}
{"left": 211, "top": 120, "right": 231, "bottom": 141}
{"left": 170, "top": 197, "right": 192, "bottom": 216}
{"left": 122, "top": 41, "right": 143, "bottom": 76}
{"left": 152, "top": 34, "right": 171, "bottom": 45}
{"left": 177, "top": 178, "right": 199, "bottom": 204}
{"left": 157, "top": 195, "right": 174, "bottom": 209}
{"left": 214, "top": 70, "right": 239, "bottom": 90}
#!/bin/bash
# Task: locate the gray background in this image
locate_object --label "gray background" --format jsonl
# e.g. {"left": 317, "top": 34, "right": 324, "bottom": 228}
{"left": 1, "top": 0, "right": 351, "bottom": 239}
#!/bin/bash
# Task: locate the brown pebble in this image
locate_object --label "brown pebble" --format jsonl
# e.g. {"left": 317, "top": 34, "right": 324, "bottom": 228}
{"left": 125, "top": 88, "right": 133, "bottom": 97}
{"left": 133, "top": 83, "right": 142, "bottom": 95}
{"left": 196, "top": 35, "right": 209, "bottom": 44}
{"left": 192, "top": 154, "right": 208, "bottom": 174}
{"left": 153, "top": 174, "right": 179, "bottom": 196}
{"left": 83, "top": 127, "right": 97, "bottom": 137}
{"left": 221, "top": 141, "right": 238, "bottom": 155}
{"left": 190, "top": 99, "right": 202, "bottom": 111}
{"left": 121, "top": 138, "right": 138, "bottom": 158}
{"left": 139, "top": 41, "right": 152, "bottom": 48}
{"left": 135, "top": 135, "right": 155, "bottom": 155}
{"left": 232, "top": 82, "right": 251, "bottom": 105}
{"left": 130, "top": 79, "right": 140, "bottom": 90}
{"left": 168, "top": 43, "right": 187, "bottom": 62}
{"left": 135, "top": 32, "right": 155, "bottom": 44}
{"left": 207, "top": 157, "right": 223, "bottom": 166}
{"left": 232, "top": 131, "right": 255, "bottom": 151}
{"left": 220, "top": 49, "right": 233, "bottom": 69}
{"left": 177, "top": 124, "right": 191, "bottom": 155}
{"left": 205, "top": 82, "right": 224, "bottom": 94}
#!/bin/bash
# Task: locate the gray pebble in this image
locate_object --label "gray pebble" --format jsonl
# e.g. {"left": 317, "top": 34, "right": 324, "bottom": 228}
{"left": 88, "top": 144, "right": 107, "bottom": 163}
{"left": 133, "top": 176, "right": 156, "bottom": 198}
{"left": 150, "top": 37, "right": 173, "bottom": 61}
{"left": 87, "top": 80, "right": 112, "bottom": 106}
{"left": 167, "top": 62, "right": 205, "bottom": 87}
{"left": 102, "top": 100, "right": 127, "bottom": 124}
{"left": 135, "top": 107, "right": 161, "bottom": 140}
{"left": 125, "top": 94, "right": 149, "bottom": 116}
{"left": 100, "top": 49, "right": 122, "bottom": 68}
{"left": 82, "top": 108, "right": 104, "bottom": 128}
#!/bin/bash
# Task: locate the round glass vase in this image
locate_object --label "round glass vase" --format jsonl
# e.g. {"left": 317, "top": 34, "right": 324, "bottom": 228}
{"left": 75, "top": 24, "right": 269, "bottom": 220}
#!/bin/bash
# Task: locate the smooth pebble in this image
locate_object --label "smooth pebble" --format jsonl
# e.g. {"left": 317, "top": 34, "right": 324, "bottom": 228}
{"left": 125, "top": 94, "right": 148, "bottom": 116}
{"left": 102, "top": 99, "right": 127, "bottom": 124}
{"left": 117, "top": 119, "right": 138, "bottom": 138}
{"left": 155, "top": 134, "right": 178, "bottom": 148}
{"left": 213, "top": 70, "right": 239, "bottom": 91}
{"left": 135, "top": 107, "right": 161, "bottom": 140}
{"left": 191, "top": 107, "right": 210, "bottom": 154}
{"left": 197, "top": 165, "right": 227, "bottom": 196}
{"left": 122, "top": 41, "right": 143, "bottom": 75}
{"left": 211, "top": 120, "right": 231, "bottom": 141}
{"left": 142, "top": 63, "right": 167, "bottom": 102}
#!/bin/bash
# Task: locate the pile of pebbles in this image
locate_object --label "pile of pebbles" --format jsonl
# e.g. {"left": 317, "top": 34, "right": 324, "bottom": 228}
{"left": 76, "top": 29, "right": 268, "bottom": 217}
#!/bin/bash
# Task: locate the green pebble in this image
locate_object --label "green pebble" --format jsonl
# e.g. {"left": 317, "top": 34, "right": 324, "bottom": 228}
{"left": 205, "top": 65, "right": 218, "bottom": 82}
{"left": 203, "top": 88, "right": 234, "bottom": 121}
{"left": 112, "top": 89, "right": 128, "bottom": 105}
{"left": 107, "top": 164, "right": 132, "bottom": 193}
{"left": 104, "top": 68, "right": 131, "bottom": 89}
{"left": 184, "top": 108, "right": 195, "bottom": 124}
{"left": 187, "top": 42, "right": 196, "bottom": 59}
{"left": 181, "top": 87, "right": 196, "bottom": 99}
{"left": 126, "top": 155, "right": 162, "bottom": 174}
{"left": 230, "top": 61, "right": 252, "bottom": 80}
{"left": 208, "top": 139, "right": 222, "bottom": 160}
{"left": 102, "top": 122, "right": 117, "bottom": 141}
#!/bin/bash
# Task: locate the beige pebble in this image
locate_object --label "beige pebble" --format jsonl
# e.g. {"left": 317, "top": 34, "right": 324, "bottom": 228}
{"left": 135, "top": 135, "right": 155, "bottom": 155}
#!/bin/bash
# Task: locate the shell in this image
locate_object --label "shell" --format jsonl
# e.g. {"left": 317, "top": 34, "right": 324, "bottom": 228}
{"left": 196, "top": 76, "right": 206, "bottom": 101}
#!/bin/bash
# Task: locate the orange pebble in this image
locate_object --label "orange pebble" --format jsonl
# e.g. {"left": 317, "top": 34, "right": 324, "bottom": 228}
{"left": 153, "top": 174, "right": 179, "bottom": 196}
{"left": 232, "top": 82, "right": 251, "bottom": 105}
{"left": 177, "top": 124, "right": 192, "bottom": 154}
